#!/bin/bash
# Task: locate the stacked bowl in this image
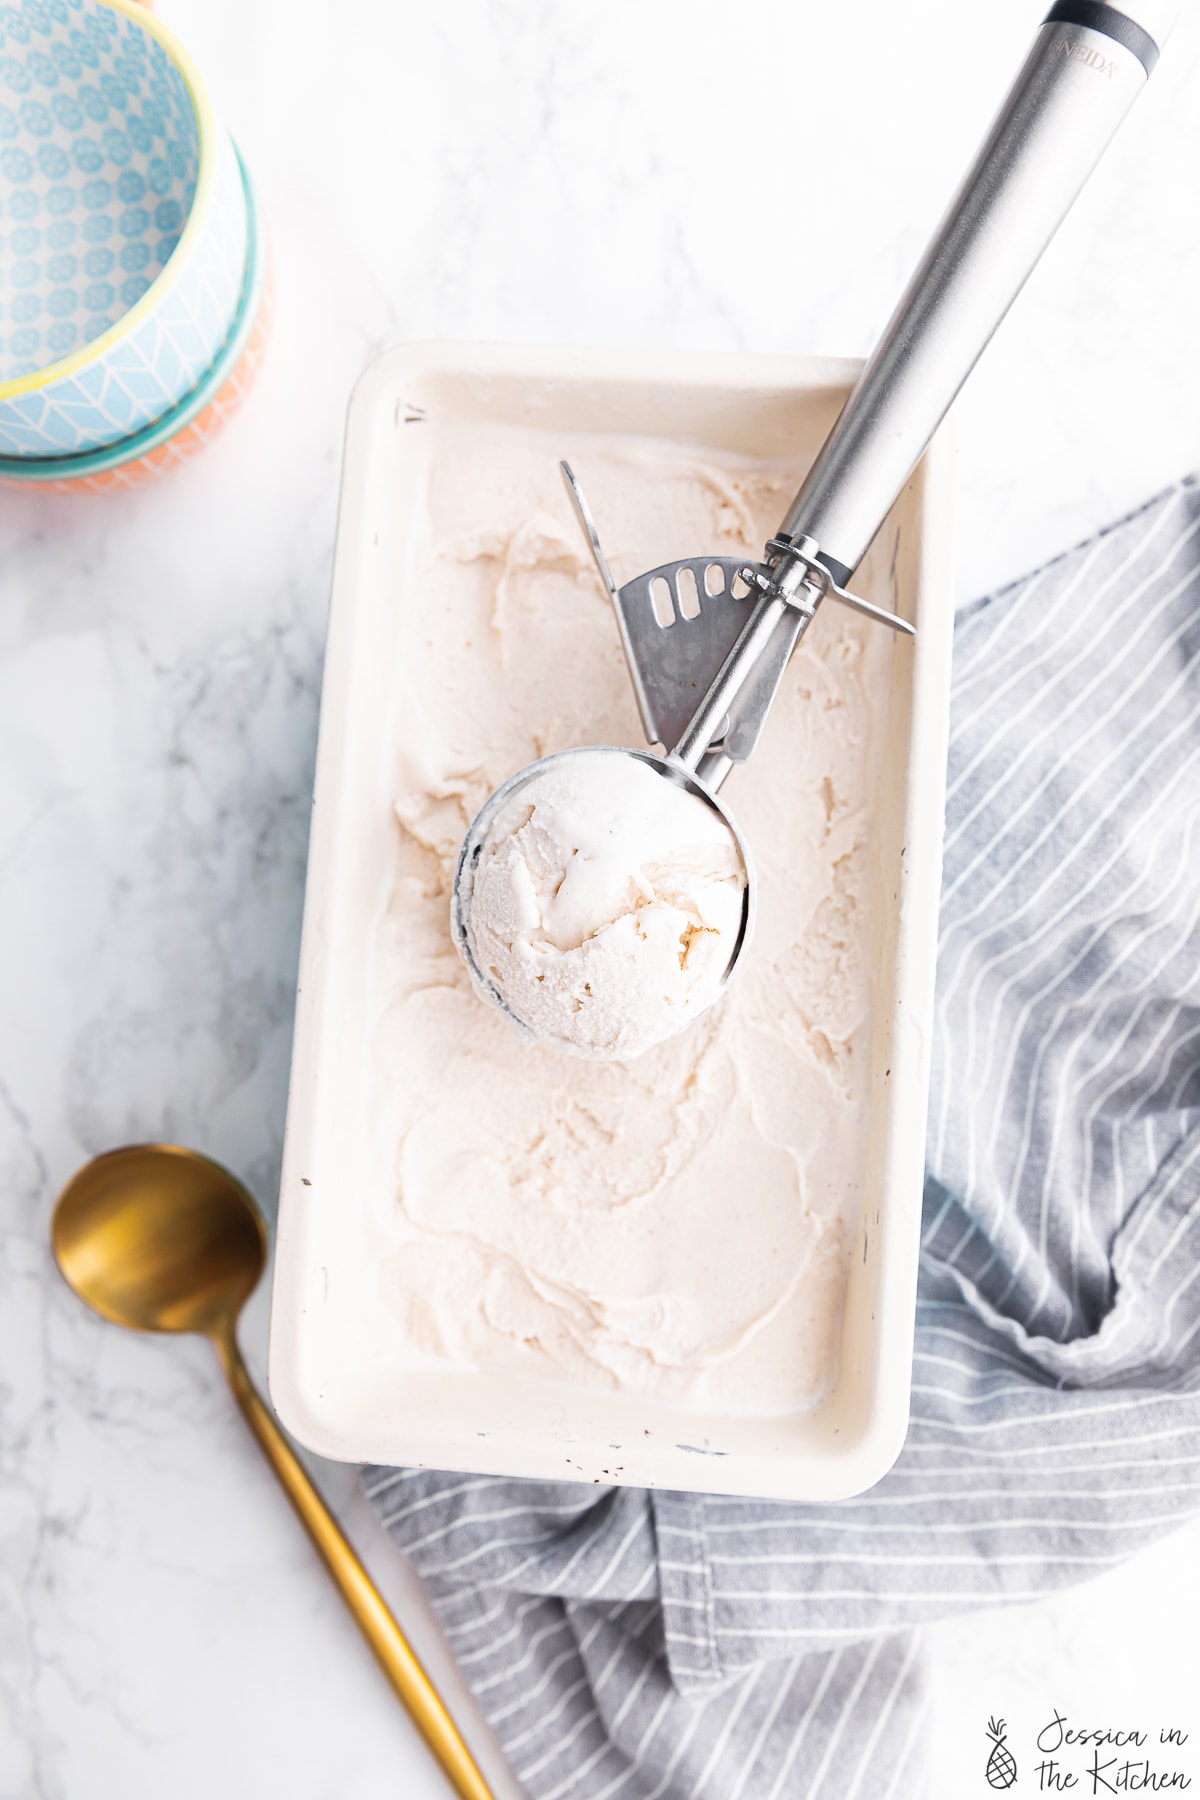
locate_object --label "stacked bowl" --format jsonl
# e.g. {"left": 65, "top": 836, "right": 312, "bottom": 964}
{"left": 0, "top": 0, "right": 269, "bottom": 492}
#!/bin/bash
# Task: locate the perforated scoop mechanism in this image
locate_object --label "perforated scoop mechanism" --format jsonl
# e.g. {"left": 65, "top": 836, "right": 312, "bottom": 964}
{"left": 560, "top": 462, "right": 912, "bottom": 782}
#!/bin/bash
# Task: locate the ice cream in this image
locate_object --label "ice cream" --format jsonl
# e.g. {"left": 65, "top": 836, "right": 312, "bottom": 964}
{"left": 461, "top": 749, "right": 748, "bottom": 1059}
{"left": 368, "top": 421, "right": 894, "bottom": 1417}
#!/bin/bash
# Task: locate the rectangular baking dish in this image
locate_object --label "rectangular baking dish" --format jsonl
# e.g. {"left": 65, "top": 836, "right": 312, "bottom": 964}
{"left": 268, "top": 339, "right": 955, "bottom": 1501}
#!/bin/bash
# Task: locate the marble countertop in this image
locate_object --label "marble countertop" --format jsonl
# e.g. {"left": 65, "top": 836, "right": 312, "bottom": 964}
{"left": 3, "top": 1, "right": 1200, "bottom": 1793}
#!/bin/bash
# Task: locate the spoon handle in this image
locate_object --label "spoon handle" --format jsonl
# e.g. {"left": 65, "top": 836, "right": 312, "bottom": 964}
{"left": 214, "top": 1330, "right": 496, "bottom": 1800}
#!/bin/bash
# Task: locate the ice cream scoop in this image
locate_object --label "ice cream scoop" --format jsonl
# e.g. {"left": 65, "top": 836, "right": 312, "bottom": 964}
{"left": 453, "top": 0, "right": 1171, "bottom": 1054}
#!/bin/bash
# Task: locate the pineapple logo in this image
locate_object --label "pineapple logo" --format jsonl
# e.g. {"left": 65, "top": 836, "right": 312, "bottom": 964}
{"left": 985, "top": 1716, "right": 1017, "bottom": 1789}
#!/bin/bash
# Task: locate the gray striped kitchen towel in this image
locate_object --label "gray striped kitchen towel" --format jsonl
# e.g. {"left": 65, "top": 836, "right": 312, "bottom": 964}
{"left": 364, "top": 478, "right": 1200, "bottom": 1799}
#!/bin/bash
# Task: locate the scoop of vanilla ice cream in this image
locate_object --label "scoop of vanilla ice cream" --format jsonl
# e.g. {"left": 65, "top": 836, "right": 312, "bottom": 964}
{"left": 465, "top": 750, "right": 747, "bottom": 1059}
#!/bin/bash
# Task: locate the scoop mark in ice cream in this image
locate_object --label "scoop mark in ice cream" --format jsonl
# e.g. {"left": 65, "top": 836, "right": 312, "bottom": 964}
{"left": 465, "top": 751, "right": 747, "bottom": 1060}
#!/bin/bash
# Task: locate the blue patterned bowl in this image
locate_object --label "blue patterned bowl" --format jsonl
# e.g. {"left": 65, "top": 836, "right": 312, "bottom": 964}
{"left": 0, "top": 0, "right": 248, "bottom": 457}
{"left": 0, "top": 142, "right": 272, "bottom": 491}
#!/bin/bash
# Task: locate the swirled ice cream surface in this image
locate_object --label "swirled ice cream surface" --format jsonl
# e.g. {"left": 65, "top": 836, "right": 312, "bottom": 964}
{"left": 369, "top": 424, "right": 893, "bottom": 1416}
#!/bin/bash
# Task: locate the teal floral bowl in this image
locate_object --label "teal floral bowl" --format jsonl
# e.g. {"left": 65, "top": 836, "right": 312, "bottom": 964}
{"left": 0, "top": 0, "right": 248, "bottom": 457}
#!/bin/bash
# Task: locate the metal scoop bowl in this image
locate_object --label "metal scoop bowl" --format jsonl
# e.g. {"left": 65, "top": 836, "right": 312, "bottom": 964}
{"left": 450, "top": 742, "right": 755, "bottom": 1050}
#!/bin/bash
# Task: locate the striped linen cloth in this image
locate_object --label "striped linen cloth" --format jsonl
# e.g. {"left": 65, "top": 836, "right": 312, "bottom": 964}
{"left": 364, "top": 479, "right": 1200, "bottom": 1799}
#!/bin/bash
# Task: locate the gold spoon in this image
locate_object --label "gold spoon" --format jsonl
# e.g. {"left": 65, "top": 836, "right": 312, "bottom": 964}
{"left": 51, "top": 1142, "right": 495, "bottom": 1800}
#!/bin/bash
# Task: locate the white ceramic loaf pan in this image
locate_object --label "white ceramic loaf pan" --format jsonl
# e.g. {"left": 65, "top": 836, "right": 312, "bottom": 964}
{"left": 268, "top": 340, "right": 955, "bottom": 1501}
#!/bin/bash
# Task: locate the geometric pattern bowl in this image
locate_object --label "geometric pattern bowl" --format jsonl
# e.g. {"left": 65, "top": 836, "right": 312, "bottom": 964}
{"left": 0, "top": 0, "right": 247, "bottom": 456}
{"left": 0, "top": 143, "right": 270, "bottom": 491}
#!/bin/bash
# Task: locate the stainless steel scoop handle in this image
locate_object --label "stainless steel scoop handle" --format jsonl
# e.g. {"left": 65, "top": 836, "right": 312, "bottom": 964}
{"left": 693, "top": 0, "right": 1172, "bottom": 784}
{"left": 778, "top": 1, "right": 1169, "bottom": 586}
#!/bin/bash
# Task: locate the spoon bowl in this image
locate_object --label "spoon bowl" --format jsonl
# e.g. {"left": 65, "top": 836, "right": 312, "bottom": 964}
{"left": 53, "top": 1144, "right": 265, "bottom": 1339}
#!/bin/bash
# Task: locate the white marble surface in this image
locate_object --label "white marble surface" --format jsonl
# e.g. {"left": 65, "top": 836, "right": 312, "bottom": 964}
{"left": 2, "top": 1, "right": 1200, "bottom": 1794}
